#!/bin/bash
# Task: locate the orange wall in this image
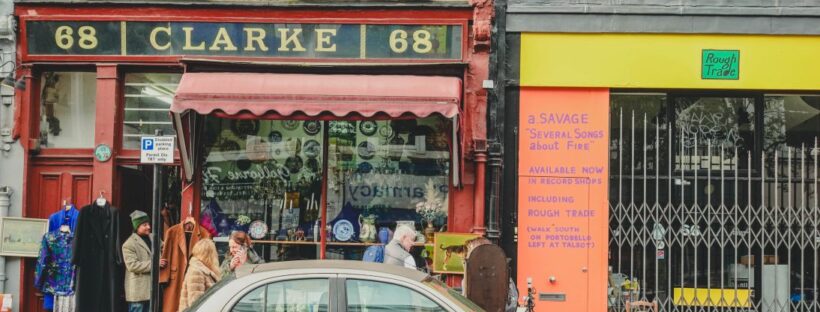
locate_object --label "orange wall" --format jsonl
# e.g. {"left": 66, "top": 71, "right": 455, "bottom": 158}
{"left": 517, "top": 88, "right": 609, "bottom": 311}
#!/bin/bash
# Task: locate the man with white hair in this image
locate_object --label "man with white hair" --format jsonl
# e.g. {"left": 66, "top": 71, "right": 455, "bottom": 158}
{"left": 384, "top": 225, "right": 417, "bottom": 269}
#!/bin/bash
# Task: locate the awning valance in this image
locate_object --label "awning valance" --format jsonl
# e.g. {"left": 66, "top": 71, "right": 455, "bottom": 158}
{"left": 171, "top": 73, "right": 462, "bottom": 119}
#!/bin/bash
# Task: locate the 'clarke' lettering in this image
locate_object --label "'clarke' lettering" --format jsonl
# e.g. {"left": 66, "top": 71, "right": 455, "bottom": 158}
{"left": 149, "top": 26, "right": 340, "bottom": 53}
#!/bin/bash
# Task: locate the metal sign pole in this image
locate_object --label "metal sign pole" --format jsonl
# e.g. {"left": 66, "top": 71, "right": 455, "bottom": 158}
{"left": 150, "top": 129, "right": 164, "bottom": 312}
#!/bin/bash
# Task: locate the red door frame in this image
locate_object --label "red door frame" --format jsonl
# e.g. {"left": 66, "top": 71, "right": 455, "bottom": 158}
{"left": 13, "top": 3, "right": 493, "bottom": 309}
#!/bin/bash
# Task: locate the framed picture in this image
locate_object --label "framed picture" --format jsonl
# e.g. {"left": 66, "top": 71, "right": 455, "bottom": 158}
{"left": 0, "top": 217, "right": 48, "bottom": 257}
{"left": 433, "top": 232, "right": 480, "bottom": 274}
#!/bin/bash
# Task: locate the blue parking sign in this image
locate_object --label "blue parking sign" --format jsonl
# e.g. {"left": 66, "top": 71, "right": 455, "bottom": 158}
{"left": 142, "top": 138, "right": 154, "bottom": 151}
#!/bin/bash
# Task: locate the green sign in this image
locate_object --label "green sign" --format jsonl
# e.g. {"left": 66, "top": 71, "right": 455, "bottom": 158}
{"left": 26, "top": 21, "right": 462, "bottom": 61}
{"left": 702, "top": 49, "right": 739, "bottom": 80}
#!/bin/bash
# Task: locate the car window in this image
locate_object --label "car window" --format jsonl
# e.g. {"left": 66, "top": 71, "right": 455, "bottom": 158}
{"left": 186, "top": 275, "right": 235, "bottom": 311}
{"left": 422, "top": 277, "right": 485, "bottom": 312}
{"left": 345, "top": 279, "right": 447, "bottom": 312}
{"left": 230, "top": 279, "right": 330, "bottom": 312}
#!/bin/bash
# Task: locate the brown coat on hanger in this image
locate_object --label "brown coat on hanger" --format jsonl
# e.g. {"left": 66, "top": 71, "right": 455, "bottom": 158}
{"left": 159, "top": 220, "right": 210, "bottom": 312}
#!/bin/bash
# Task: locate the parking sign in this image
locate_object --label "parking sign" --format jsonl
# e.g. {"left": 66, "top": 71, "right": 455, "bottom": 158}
{"left": 140, "top": 136, "right": 175, "bottom": 164}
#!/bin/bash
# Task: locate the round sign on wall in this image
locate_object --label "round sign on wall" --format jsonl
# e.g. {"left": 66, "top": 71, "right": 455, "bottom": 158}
{"left": 95, "top": 144, "right": 112, "bottom": 162}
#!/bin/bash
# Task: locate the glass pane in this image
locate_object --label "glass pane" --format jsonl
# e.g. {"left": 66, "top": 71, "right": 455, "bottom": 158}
{"left": 674, "top": 96, "right": 755, "bottom": 170}
{"left": 346, "top": 279, "right": 446, "bottom": 312}
{"left": 763, "top": 95, "right": 820, "bottom": 154}
{"left": 325, "top": 117, "right": 450, "bottom": 260}
{"left": 122, "top": 73, "right": 181, "bottom": 149}
{"left": 232, "top": 285, "right": 265, "bottom": 312}
{"left": 39, "top": 72, "right": 96, "bottom": 148}
{"left": 266, "top": 279, "right": 329, "bottom": 312}
{"left": 201, "top": 118, "right": 324, "bottom": 261}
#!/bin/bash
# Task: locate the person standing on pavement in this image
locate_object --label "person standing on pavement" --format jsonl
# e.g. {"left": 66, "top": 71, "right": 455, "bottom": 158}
{"left": 219, "top": 231, "right": 264, "bottom": 279}
{"left": 179, "top": 239, "right": 222, "bottom": 311}
{"left": 384, "top": 225, "right": 418, "bottom": 269}
{"left": 122, "top": 210, "right": 167, "bottom": 312}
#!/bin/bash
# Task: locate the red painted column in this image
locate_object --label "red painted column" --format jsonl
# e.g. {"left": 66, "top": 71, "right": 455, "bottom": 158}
{"left": 466, "top": 0, "right": 494, "bottom": 235}
{"left": 92, "top": 65, "right": 119, "bottom": 201}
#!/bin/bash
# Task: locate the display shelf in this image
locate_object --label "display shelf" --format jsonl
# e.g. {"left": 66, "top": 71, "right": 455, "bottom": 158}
{"left": 252, "top": 240, "right": 320, "bottom": 245}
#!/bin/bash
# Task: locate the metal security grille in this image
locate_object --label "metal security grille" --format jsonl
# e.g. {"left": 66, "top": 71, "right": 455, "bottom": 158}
{"left": 608, "top": 95, "right": 820, "bottom": 312}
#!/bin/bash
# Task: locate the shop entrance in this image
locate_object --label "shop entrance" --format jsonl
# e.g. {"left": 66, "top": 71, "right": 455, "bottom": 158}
{"left": 118, "top": 165, "right": 181, "bottom": 240}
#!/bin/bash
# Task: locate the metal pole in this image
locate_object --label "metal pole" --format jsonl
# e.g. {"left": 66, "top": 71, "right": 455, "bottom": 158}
{"left": 0, "top": 186, "right": 11, "bottom": 292}
{"left": 150, "top": 129, "right": 164, "bottom": 312}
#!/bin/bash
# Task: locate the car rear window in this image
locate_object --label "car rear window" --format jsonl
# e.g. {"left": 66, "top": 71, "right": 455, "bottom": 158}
{"left": 422, "top": 277, "right": 485, "bottom": 312}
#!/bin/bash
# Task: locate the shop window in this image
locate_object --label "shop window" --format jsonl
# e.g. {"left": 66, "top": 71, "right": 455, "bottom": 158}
{"left": 39, "top": 72, "right": 96, "bottom": 148}
{"left": 608, "top": 92, "right": 820, "bottom": 310}
{"left": 200, "top": 117, "right": 451, "bottom": 262}
{"left": 122, "top": 73, "right": 181, "bottom": 149}
{"left": 763, "top": 95, "right": 820, "bottom": 154}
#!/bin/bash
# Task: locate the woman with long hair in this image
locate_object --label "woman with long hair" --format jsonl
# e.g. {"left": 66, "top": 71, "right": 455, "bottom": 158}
{"left": 219, "top": 231, "right": 264, "bottom": 279}
{"left": 178, "top": 239, "right": 221, "bottom": 311}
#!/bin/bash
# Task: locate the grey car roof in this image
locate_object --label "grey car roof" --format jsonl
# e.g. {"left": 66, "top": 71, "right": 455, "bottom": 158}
{"left": 236, "top": 260, "right": 430, "bottom": 281}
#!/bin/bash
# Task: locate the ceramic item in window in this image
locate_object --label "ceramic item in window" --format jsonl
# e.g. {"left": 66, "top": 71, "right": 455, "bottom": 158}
{"left": 359, "top": 121, "right": 377, "bottom": 136}
{"left": 357, "top": 141, "right": 375, "bottom": 160}
{"left": 333, "top": 219, "right": 354, "bottom": 242}
{"left": 248, "top": 220, "right": 268, "bottom": 239}
{"left": 303, "top": 120, "right": 321, "bottom": 136}
{"left": 231, "top": 120, "right": 259, "bottom": 139}
{"left": 357, "top": 162, "right": 373, "bottom": 174}
{"left": 358, "top": 214, "right": 377, "bottom": 243}
{"left": 378, "top": 124, "right": 394, "bottom": 138}
{"left": 281, "top": 120, "right": 299, "bottom": 130}
{"left": 285, "top": 156, "right": 303, "bottom": 174}
{"left": 303, "top": 139, "right": 321, "bottom": 158}
{"left": 268, "top": 131, "right": 283, "bottom": 143}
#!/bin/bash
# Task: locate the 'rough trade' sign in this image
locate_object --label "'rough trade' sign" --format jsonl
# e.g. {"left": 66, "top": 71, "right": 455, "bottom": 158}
{"left": 25, "top": 21, "right": 462, "bottom": 60}
{"left": 702, "top": 49, "right": 739, "bottom": 80}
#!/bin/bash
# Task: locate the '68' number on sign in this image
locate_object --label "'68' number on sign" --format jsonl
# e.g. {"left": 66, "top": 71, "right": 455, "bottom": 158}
{"left": 389, "top": 29, "right": 433, "bottom": 54}
{"left": 55, "top": 25, "right": 98, "bottom": 50}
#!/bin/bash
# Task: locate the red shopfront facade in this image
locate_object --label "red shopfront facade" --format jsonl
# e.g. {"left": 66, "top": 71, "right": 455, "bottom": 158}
{"left": 14, "top": 2, "right": 493, "bottom": 311}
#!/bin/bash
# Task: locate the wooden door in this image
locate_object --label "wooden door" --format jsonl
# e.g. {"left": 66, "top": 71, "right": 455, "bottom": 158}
{"left": 23, "top": 164, "right": 93, "bottom": 312}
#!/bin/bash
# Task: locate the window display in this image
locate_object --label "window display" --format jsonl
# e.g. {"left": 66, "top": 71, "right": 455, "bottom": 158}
{"left": 39, "top": 72, "right": 96, "bottom": 148}
{"left": 200, "top": 116, "right": 451, "bottom": 261}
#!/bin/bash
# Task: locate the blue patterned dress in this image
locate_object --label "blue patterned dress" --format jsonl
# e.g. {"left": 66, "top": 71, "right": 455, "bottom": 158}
{"left": 34, "top": 230, "right": 75, "bottom": 296}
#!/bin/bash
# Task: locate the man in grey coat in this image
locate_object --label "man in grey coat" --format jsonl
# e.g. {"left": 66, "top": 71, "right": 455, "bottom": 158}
{"left": 384, "top": 225, "right": 417, "bottom": 269}
{"left": 122, "top": 210, "right": 167, "bottom": 312}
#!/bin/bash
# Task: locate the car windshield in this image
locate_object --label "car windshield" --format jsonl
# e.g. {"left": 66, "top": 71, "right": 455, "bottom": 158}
{"left": 422, "top": 277, "right": 485, "bottom": 312}
{"left": 183, "top": 275, "right": 235, "bottom": 312}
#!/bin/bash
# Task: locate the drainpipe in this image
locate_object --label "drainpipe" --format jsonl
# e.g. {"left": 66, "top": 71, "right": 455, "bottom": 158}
{"left": 0, "top": 186, "right": 12, "bottom": 292}
{"left": 472, "top": 140, "right": 487, "bottom": 235}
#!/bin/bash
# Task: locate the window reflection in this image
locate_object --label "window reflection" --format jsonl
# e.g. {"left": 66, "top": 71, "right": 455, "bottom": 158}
{"left": 39, "top": 72, "right": 96, "bottom": 148}
{"left": 200, "top": 116, "right": 452, "bottom": 261}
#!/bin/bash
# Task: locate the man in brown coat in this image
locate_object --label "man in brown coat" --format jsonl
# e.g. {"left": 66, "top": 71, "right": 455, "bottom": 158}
{"left": 159, "top": 220, "right": 210, "bottom": 312}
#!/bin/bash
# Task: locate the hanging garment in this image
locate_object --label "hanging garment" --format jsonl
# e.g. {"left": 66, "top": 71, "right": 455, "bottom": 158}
{"left": 34, "top": 230, "right": 75, "bottom": 296}
{"left": 41, "top": 204, "right": 79, "bottom": 309}
{"left": 47, "top": 204, "right": 79, "bottom": 233}
{"left": 160, "top": 223, "right": 210, "bottom": 312}
{"left": 72, "top": 203, "right": 123, "bottom": 312}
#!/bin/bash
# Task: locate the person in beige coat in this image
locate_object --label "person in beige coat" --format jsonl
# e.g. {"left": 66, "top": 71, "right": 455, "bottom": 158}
{"left": 122, "top": 210, "right": 167, "bottom": 312}
{"left": 178, "top": 239, "right": 221, "bottom": 311}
